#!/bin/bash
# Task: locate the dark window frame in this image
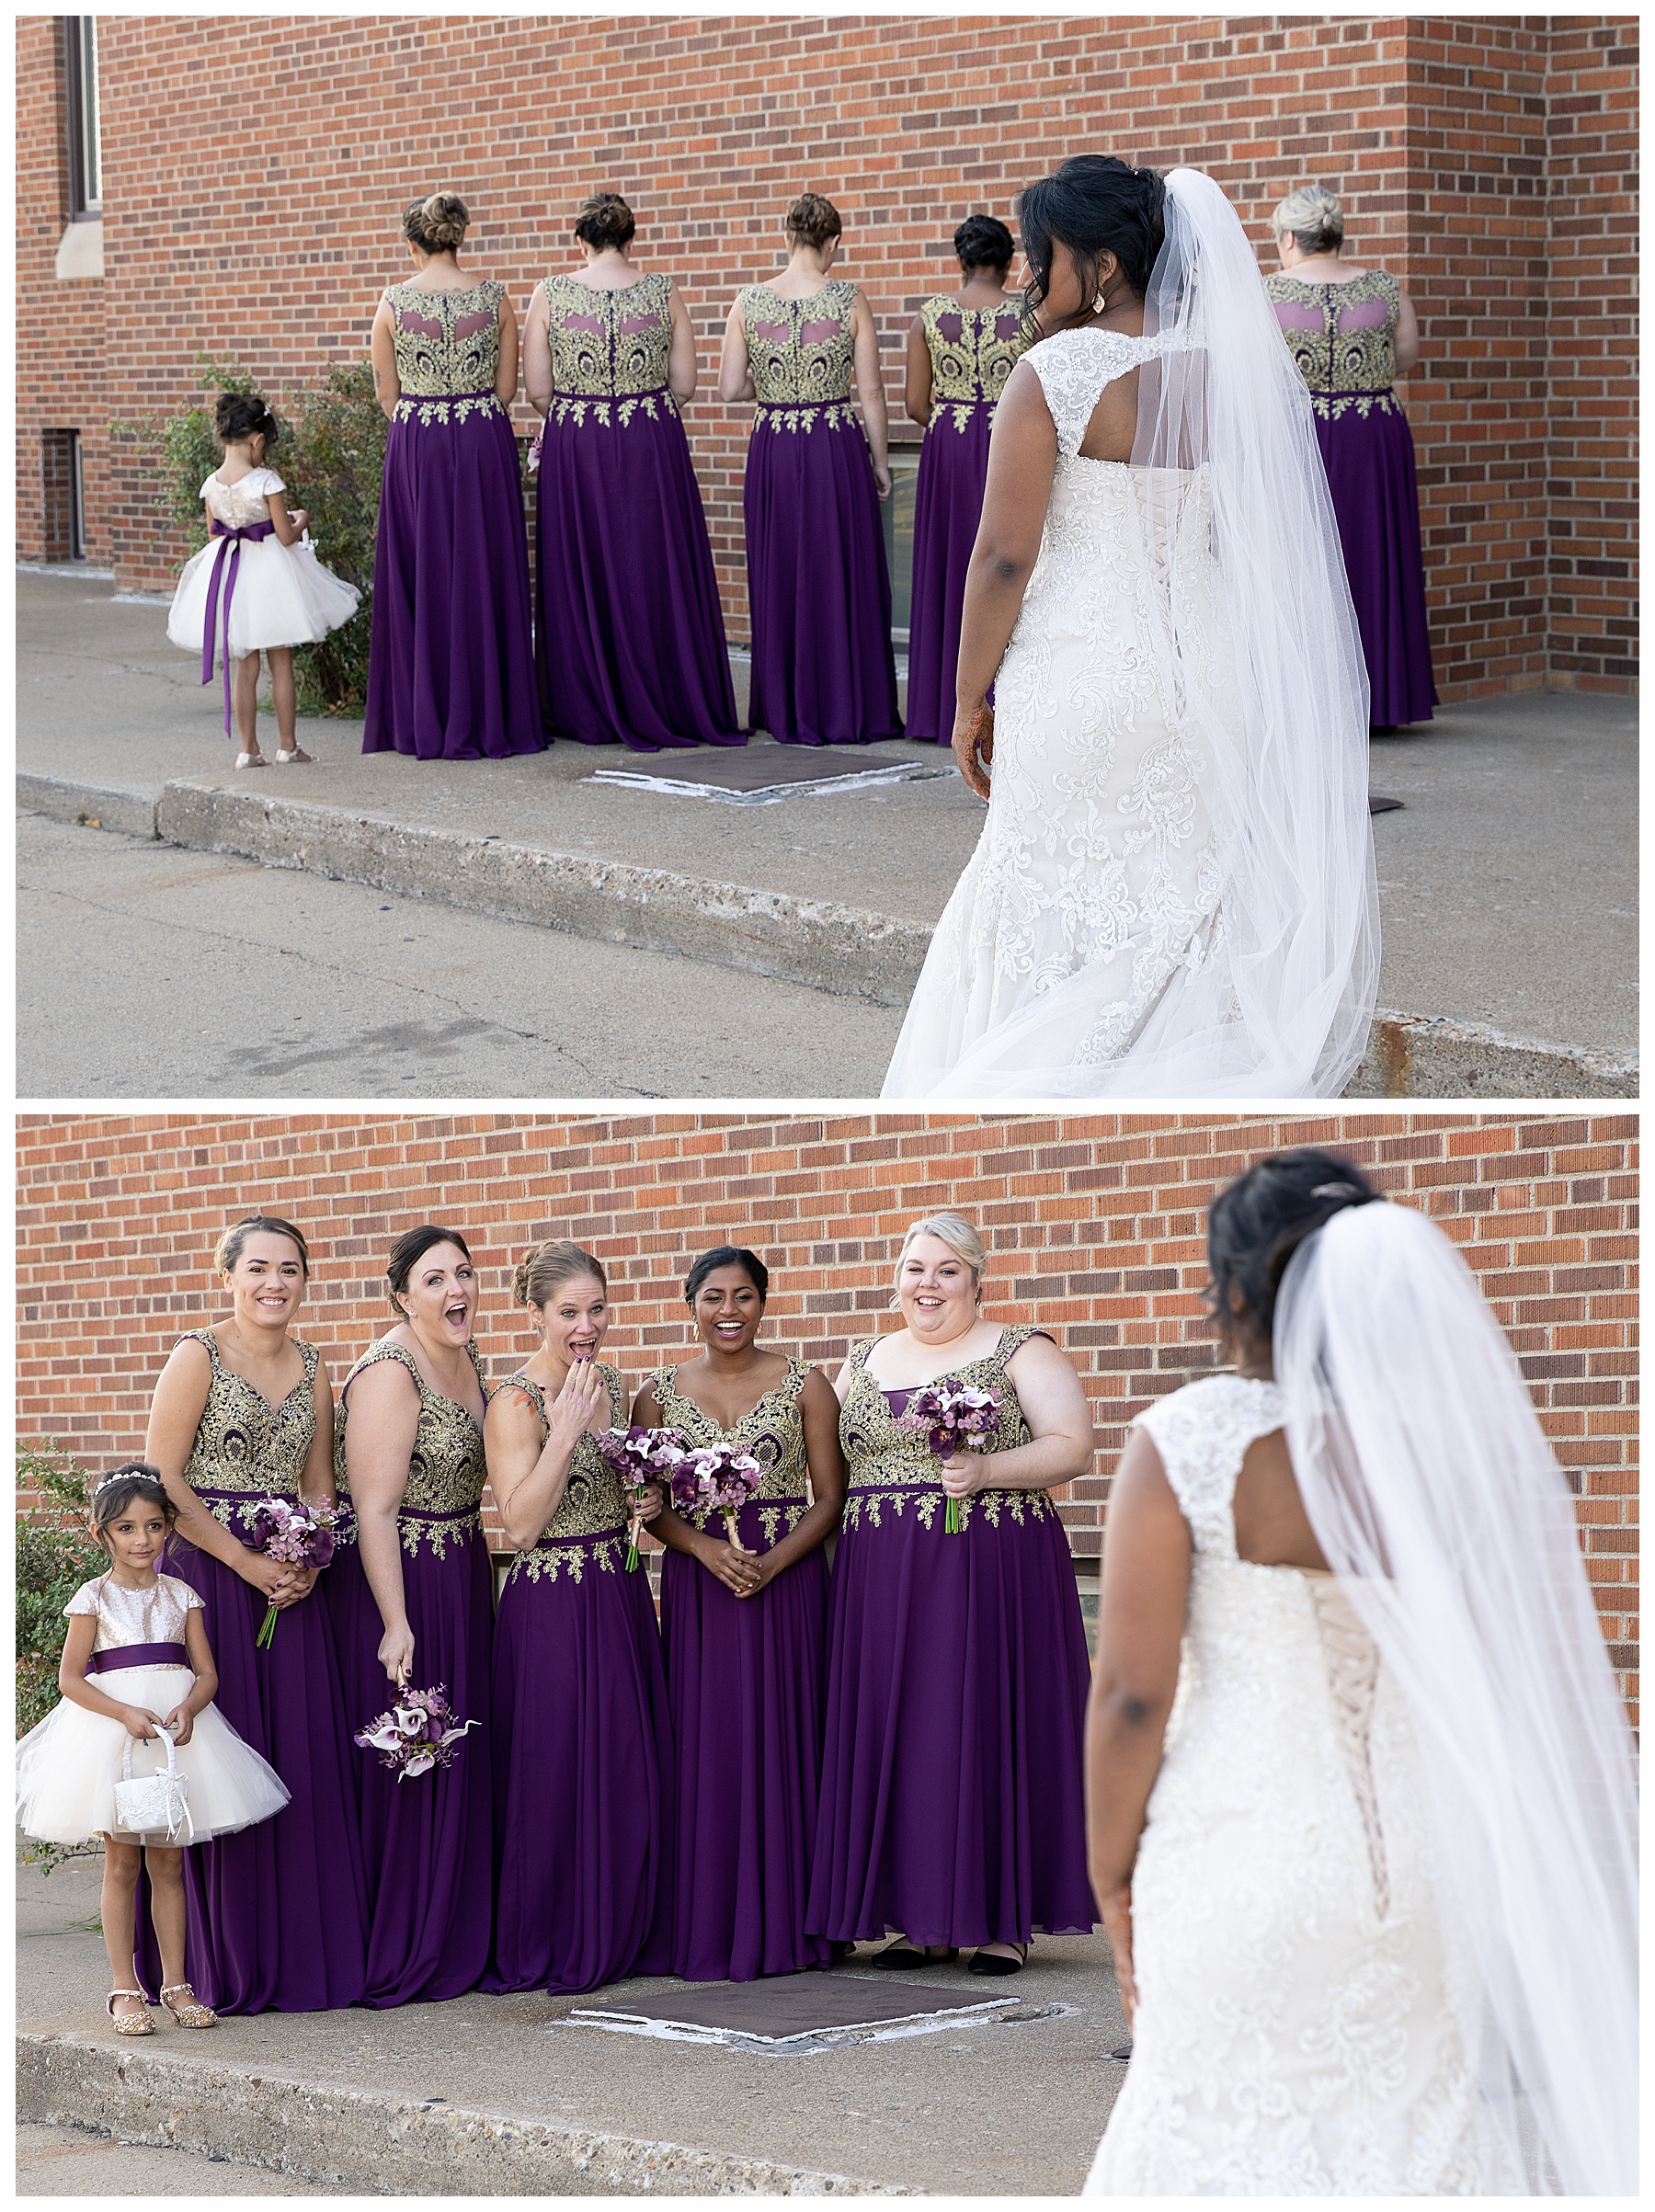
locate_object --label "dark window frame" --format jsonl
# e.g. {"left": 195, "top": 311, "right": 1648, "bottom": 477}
{"left": 63, "top": 17, "right": 101, "bottom": 220}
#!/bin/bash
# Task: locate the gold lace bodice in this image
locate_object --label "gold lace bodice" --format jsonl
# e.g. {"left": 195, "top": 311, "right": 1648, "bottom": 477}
{"left": 496, "top": 1364, "right": 633, "bottom": 1589}
{"left": 652, "top": 1356, "right": 812, "bottom": 1542}
{"left": 177, "top": 1328, "right": 320, "bottom": 1540}
{"left": 1264, "top": 269, "right": 1402, "bottom": 419}
{"left": 334, "top": 1335, "right": 489, "bottom": 1560}
{"left": 742, "top": 280, "right": 858, "bottom": 416}
{"left": 542, "top": 272, "right": 675, "bottom": 405}
{"left": 838, "top": 1323, "right": 1057, "bottom": 1534}
{"left": 920, "top": 296, "right": 1028, "bottom": 428}
{"left": 386, "top": 279, "right": 505, "bottom": 397}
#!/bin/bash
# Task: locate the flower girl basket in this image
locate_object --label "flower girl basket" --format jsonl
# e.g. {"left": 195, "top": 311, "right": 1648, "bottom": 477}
{"left": 113, "top": 1729, "right": 194, "bottom": 1843}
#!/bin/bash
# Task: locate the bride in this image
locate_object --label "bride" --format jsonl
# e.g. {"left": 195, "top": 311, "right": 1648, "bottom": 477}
{"left": 1082, "top": 1151, "right": 1638, "bottom": 2194}
{"left": 882, "top": 159, "right": 1379, "bottom": 1099}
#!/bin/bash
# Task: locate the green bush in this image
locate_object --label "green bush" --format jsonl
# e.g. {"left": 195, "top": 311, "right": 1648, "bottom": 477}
{"left": 111, "top": 352, "right": 384, "bottom": 718}
{"left": 16, "top": 1442, "right": 104, "bottom": 1739}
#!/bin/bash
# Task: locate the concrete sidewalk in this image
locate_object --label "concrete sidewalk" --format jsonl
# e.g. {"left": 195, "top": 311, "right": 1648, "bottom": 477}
{"left": 17, "top": 1858, "right": 1127, "bottom": 2195}
{"left": 17, "top": 568, "right": 1638, "bottom": 1095}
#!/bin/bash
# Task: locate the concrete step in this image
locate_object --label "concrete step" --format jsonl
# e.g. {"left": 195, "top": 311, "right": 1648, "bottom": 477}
{"left": 19, "top": 768, "right": 1638, "bottom": 1097}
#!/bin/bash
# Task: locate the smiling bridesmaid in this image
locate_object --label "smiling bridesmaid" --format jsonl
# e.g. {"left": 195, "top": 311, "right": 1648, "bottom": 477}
{"left": 141, "top": 1214, "right": 367, "bottom": 2013}
{"left": 327, "top": 1225, "right": 494, "bottom": 2007}
{"left": 635, "top": 1245, "right": 847, "bottom": 1981}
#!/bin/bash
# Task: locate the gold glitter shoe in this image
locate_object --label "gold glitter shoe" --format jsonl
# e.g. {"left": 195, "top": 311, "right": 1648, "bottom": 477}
{"left": 107, "top": 1988, "right": 155, "bottom": 2036}
{"left": 159, "top": 1981, "right": 217, "bottom": 2029}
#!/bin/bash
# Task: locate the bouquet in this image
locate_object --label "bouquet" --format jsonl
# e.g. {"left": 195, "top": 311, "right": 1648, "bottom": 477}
{"left": 899, "top": 1380, "right": 1004, "bottom": 1533}
{"left": 595, "top": 1425, "right": 687, "bottom": 1570}
{"left": 354, "top": 1683, "right": 478, "bottom": 1782}
{"left": 247, "top": 1494, "right": 342, "bottom": 1646}
{"left": 670, "top": 1443, "right": 763, "bottom": 1554}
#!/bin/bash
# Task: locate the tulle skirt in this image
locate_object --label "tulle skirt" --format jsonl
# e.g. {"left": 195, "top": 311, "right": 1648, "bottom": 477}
{"left": 167, "top": 537, "right": 361, "bottom": 659}
{"left": 15, "top": 1667, "right": 290, "bottom": 1846}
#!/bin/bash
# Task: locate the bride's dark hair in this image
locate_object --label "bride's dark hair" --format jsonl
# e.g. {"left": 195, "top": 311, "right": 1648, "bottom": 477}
{"left": 1206, "top": 1148, "right": 1380, "bottom": 1339}
{"left": 1017, "top": 155, "right": 1167, "bottom": 326}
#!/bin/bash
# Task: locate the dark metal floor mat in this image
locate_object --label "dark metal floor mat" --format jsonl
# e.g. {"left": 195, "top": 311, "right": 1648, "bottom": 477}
{"left": 571, "top": 1972, "right": 1016, "bottom": 2045}
{"left": 585, "top": 739, "right": 953, "bottom": 806}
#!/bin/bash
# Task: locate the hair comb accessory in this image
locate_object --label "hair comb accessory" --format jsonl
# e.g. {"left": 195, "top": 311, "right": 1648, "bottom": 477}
{"left": 92, "top": 1469, "right": 134, "bottom": 1496}
{"left": 1311, "top": 1182, "right": 1377, "bottom": 1204}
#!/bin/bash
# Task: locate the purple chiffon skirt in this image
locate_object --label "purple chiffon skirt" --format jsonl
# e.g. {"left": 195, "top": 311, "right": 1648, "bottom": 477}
{"left": 660, "top": 1509, "right": 830, "bottom": 1981}
{"left": 483, "top": 1548, "right": 674, "bottom": 1994}
{"left": 1315, "top": 396, "right": 1438, "bottom": 727}
{"left": 745, "top": 406, "right": 902, "bottom": 746}
{"left": 806, "top": 1497, "right": 1095, "bottom": 1948}
{"left": 133, "top": 1542, "right": 368, "bottom": 2012}
{"left": 905, "top": 403, "right": 995, "bottom": 744}
{"left": 535, "top": 397, "right": 743, "bottom": 751}
{"left": 325, "top": 1528, "right": 494, "bottom": 2006}
{"left": 363, "top": 399, "right": 544, "bottom": 760}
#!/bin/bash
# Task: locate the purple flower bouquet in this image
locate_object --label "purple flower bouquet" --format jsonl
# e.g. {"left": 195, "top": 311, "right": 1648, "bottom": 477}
{"left": 247, "top": 1493, "right": 342, "bottom": 1646}
{"left": 353, "top": 1682, "right": 478, "bottom": 1782}
{"left": 670, "top": 1443, "right": 763, "bottom": 1554}
{"left": 595, "top": 1425, "right": 687, "bottom": 1570}
{"left": 898, "top": 1380, "right": 1004, "bottom": 1533}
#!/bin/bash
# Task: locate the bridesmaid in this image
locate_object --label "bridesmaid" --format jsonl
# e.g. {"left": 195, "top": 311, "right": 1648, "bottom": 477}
{"left": 483, "top": 1239, "right": 674, "bottom": 1993}
{"left": 807, "top": 1212, "right": 1096, "bottom": 1974}
{"left": 903, "top": 216, "right": 1028, "bottom": 744}
{"left": 525, "top": 193, "right": 742, "bottom": 751}
{"left": 634, "top": 1245, "right": 847, "bottom": 1982}
{"left": 141, "top": 1214, "right": 367, "bottom": 2012}
{"left": 718, "top": 192, "right": 902, "bottom": 746}
{"left": 364, "top": 190, "right": 543, "bottom": 760}
{"left": 328, "top": 1225, "right": 494, "bottom": 2007}
{"left": 1264, "top": 184, "right": 1436, "bottom": 730}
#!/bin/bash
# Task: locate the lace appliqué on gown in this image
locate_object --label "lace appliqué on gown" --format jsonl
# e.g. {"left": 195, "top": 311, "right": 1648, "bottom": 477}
{"left": 498, "top": 1367, "right": 633, "bottom": 1586}
{"left": 387, "top": 281, "right": 507, "bottom": 422}
{"left": 920, "top": 297, "right": 1027, "bottom": 430}
{"left": 743, "top": 281, "right": 860, "bottom": 431}
{"left": 542, "top": 273, "right": 679, "bottom": 428}
{"left": 1265, "top": 269, "right": 1402, "bottom": 418}
{"left": 178, "top": 1328, "right": 321, "bottom": 1536}
{"left": 1086, "top": 1374, "right": 1520, "bottom": 2195}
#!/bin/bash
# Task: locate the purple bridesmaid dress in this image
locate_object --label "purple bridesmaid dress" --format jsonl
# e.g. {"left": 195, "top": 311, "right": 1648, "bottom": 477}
{"left": 135, "top": 1329, "right": 367, "bottom": 2012}
{"left": 655, "top": 1358, "right": 830, "bottom": 1981}
{"left": 905, "top": 298, "right": 1027, "bottom": 744}
{"left": 483, "top": 1364, "right": 674, "bottom": 1993}
{"left": 741, "top": 280, "right": 903, "bottom": 746}
{"left": 1266, "top": 269, "right": 1438, "bottom": 727}
{"left": 363, "top": 279, "right": 544, "bottom": 759}
{"left": 534, "top": 273, "right": 742, "bottom": 751}
{"left": 326, "top": 1337, "right": 494, "bottom": 2007}
{"left": 806, "top": 1326, "right": 1095, "bottom": 1949}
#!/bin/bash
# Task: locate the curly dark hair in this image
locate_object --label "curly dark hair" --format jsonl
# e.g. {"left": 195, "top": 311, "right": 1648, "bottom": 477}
{"left": 574, "top": 192, "right": 635, "bottom": 251}
{"left": 1205, "top": 1149, "right": 1382, "bottom": 1342}
{"left": 1017, "top": 154, "right": 1167, "bottom": 326}
{"left": 213, "top": 391, "right": 279, "bottom": 450}
{"left": 953, "top": 213, "right": 1014, "bottom": 274}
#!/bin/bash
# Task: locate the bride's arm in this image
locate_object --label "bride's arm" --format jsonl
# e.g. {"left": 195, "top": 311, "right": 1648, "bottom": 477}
{"left": 1084, "top": 1428, "right": 1191, "bottom": 2022}
{"left": 950, "top": 361, "right": 1057, "bottom": 796}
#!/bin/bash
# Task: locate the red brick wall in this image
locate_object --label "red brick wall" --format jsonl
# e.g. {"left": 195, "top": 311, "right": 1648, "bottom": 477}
{"left": 16, "top": 1112, "right": 1638, "bottom": 1716}
{"left": 14, "top": 14, "right": 1637, "bottom": 696}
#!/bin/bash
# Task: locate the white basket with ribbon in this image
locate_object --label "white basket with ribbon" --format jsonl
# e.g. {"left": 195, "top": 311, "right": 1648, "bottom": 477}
{"left": 113, "top": 1728, "right": 194, "bottom": 1843}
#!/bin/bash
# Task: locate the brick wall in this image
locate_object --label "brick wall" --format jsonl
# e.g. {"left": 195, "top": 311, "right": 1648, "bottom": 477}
{"left": 16, "top": 1111, "right": 1638, "bottom": 1716}
{"left": 15, "top": 14, "right": 1637, "bottom": 696}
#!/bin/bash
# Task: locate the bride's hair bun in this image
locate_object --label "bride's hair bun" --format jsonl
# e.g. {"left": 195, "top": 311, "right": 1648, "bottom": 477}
{"left": 1206, "top": 1147, "right": 1379, "bottom": 1339}
{"left": 1273, "top": 183, "right": 1344, "bottom": 255}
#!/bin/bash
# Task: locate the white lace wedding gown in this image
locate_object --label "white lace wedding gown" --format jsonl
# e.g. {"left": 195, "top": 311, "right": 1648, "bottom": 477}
{"left": 1086, "top": 1375, "right": 1522, "bottom": 2195}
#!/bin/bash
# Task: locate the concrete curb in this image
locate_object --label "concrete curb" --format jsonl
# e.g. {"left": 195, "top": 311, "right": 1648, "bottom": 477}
{"left": 17, "top": 2033, "right": 917, "bottom": 2197}
{"left": 19, "top": 771, "right": 1638, "bottom": 1096}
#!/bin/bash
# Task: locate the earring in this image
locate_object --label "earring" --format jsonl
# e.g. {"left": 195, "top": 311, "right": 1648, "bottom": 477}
{"left": 1092, "top": 292, "right": 1107, "bottom": 315}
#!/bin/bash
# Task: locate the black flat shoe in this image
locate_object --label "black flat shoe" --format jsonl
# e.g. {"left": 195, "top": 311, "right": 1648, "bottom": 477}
{"left": 968, "top": 1944, "right": 1029, "bottom": 1977}
{"left": 871, "top": 1942, "right": 957, "bottom": 1969}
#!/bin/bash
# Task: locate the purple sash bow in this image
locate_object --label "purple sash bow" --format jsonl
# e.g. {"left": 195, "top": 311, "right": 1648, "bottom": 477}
{"left": 201, "top": 518, "right": 277, "bottom": 735}
{"left": 88, "top": 1642, "right": 189, "bottom": 1674}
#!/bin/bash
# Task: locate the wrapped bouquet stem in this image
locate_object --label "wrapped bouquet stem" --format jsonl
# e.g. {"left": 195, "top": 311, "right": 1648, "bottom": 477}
{"left": 670, "top": 1443, "right": 763, "bottom": 1555}
{"left": 245, "top": 1493, "right": 341, "bottom": 1644}
{"left": 596, "top": 1424, "right": 687, "bottom": 1570}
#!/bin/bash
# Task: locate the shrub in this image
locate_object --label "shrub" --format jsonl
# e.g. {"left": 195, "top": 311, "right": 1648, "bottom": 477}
{"left": 16, "top": 1442, "right": 104, "bottom": 1739}
{"left": 111, "top": 352, "right": 385, "bottom": 717}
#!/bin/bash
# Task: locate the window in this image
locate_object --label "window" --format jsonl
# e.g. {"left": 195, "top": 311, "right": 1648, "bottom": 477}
{"left": 882, "top": 447, "right": 921, "bottom": 641}
{"left": 63, "top": 17, "right": 101, "bottom": 218}
{"left": 41, "top": 429, "right": 86, "bottom": 561}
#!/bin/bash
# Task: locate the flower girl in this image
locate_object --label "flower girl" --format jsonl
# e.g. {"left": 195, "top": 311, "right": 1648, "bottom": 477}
{"left": 15, "top": 1465, "right": 290, "bottom": 2035}
{"left": 166, "top": 391, "right": 360, "bottom": 767}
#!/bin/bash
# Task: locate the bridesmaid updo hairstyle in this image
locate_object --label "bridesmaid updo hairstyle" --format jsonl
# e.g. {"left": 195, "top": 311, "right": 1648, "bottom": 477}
{"left": 684, "top": 1246, "right": 770, "bottom": 1306}
{"left": 954, "top": 213, "right": 1015, "bottom": 275}
{"left": 892, "top": 1211, "right": 987, "bottom": 1301}
{"left": 402, "top": 190, "right": 471, "bottom": 254}
{"left": 1017, "top": 154, "right": 1167, "bottom": 320}
{"left": 1205, "top": 1149, "right": 1380, "bottom": 1340}
{"left": 1273, "top": 183, "right": 1344, "bottom": 256}
{"left": 214, "top": 1213, "right": 311, "bottom": 1278}
{"left": 574, "top": 192, "right": 636, "bottom": 251}
{"left": 214, "top": 392, "right": 280, "bottom": 452}
{"left": 89, "top": 1463, "right": 178, "bottom": 1556}
{"left": 387, "top": 1224, "right": 474, "bottom": 1313}
{"left": 785, "top": 192, "right": 842, "bottom": 251}
{"left": 515, "top": 1238, "right": 607, "bottom": 1309}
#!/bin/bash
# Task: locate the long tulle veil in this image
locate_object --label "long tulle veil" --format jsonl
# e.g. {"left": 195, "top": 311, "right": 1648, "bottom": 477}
{"left": 1274, "top": 1202, "right": 1638, "bottom": 2193}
